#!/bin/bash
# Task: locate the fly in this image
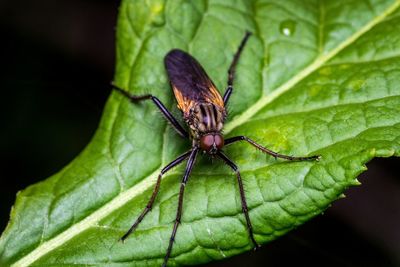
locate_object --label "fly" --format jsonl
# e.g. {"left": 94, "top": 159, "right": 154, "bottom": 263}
{"left": 112, "top": 31, "right": 320, "bottom": 267}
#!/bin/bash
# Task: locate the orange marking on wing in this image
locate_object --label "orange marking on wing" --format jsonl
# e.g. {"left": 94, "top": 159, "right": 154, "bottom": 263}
{"left": 172, "top": 83, "right": 224, "bottom": 116}
{"left": 207, "top": 84, "right": 224, "bottom": 107}
{"left": 172, "top": 85, "right": 196, "bottom": 114}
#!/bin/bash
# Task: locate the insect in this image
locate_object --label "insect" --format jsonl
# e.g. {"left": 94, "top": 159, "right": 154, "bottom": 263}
{"left": 113, "top": 31, "right": 320, "bottom": 266}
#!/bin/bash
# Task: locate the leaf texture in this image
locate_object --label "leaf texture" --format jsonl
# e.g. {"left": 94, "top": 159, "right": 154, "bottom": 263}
{"left": 1, "top": 0, "right": 400, "bottom": 266}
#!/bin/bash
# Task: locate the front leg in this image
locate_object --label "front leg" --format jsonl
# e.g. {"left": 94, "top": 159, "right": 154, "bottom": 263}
{"left": 223, "top": 31, "right": 252, "bottom": 105}
{"left": 162, "top": 147, "right": 199, "bottom": 267}
{"left": 112, "top": 83, "right": 189, "bottom": 138}
{"left": 225, "top": 136, "right": 320, "bottom": 161}
{"left": 217, "top": 150, "right": 260, "bottom": 249}
{"left": 120, "top": 150, "right": 192, "bottom": 242}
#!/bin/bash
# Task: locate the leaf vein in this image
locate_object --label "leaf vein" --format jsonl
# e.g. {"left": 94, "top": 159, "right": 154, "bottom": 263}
{"left": 224, "top": 1, "right": 400, "bottom": 134}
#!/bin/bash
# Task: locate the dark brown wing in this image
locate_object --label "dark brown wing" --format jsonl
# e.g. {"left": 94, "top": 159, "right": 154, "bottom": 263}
{"left": 164, "top": 49, "right": 224, "bottom": 115}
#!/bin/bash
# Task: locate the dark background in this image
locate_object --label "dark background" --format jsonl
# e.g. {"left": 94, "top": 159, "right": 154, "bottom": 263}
{"left": 1, "top": 1, "right": 399, "bottom": 266}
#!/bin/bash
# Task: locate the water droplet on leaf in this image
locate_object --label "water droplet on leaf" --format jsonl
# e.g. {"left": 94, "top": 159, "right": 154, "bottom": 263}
{"left": 279, "top": 20, "right": 296, "bottom": 36}
{"left": 150, "top": 3, "right": 165, "bottom": 26}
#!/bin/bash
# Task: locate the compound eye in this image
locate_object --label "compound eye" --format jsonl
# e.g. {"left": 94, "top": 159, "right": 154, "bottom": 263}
{"left": 200, "top": 134, "right": 214, "bottom": 151}
{"left": 214, "top": 134, "right": 224, "bottom": 150}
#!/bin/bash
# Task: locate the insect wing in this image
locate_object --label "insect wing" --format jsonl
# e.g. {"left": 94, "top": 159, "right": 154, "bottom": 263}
{"left": 164, "top": 49, "right": 224, "bottom": 114}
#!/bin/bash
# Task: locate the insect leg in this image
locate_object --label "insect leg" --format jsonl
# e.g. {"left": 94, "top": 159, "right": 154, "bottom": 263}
{"left": 223, "top": 31, "right": 252, "bottom": 105}
{"left": 112, "top": 83, "right": 189, "bottom": 138}
{"left": 217, "top": 150, "right": 260, "bottom": 249}
{"left": 225, "top": 136, "right": 320, "bottom": 161}
{"left": 163, "top": 147, "right": 199, "bottom": 267}
{"left": 120, "top": 150, "right": 192, "bottom": 242}
{"left": 222, "top": 86, "right": 233, "bottom": 105}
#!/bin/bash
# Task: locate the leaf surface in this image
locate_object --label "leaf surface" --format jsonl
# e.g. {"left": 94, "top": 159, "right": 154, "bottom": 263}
{"left": 1, "top": 0, "right": 400, "bottom": 266}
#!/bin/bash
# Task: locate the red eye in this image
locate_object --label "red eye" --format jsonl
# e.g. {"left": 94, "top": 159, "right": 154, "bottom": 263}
{"left": 200, "top": 135, "right": 214, "bottom": 151}
{"left": 214, "top": 134, "right": 224, "bottom": 149}
{"left": 200, "top": 134, "right": 224, "bottom": 153}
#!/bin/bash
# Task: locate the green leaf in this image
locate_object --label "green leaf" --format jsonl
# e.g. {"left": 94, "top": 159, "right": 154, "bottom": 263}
{"left": 2, "top": 0, "right": 400, "bottom": 266}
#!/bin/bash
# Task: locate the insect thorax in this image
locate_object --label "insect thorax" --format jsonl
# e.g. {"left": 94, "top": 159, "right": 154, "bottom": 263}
{"left": 186, "top": 103, "right": 226, "bottom": 139}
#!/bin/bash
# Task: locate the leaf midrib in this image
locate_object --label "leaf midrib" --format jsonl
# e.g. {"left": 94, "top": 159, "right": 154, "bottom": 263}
{"left": 224, "top": 1, "right": 400, "bottom": 132}
{"left": 246, "top": 94, "right": 400, "bottom": 125}
{"left": 11, "top": 2, "right": 400, "bottom": 266}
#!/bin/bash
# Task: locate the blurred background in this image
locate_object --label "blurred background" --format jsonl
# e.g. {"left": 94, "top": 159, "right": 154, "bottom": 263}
{"left": 0, "top": 0, "right": 399, "bottom": 266}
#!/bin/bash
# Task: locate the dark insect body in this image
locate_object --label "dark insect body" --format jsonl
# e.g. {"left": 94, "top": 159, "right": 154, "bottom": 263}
{"left": 113, "top": 31, "right": 320, "bottom": 267}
